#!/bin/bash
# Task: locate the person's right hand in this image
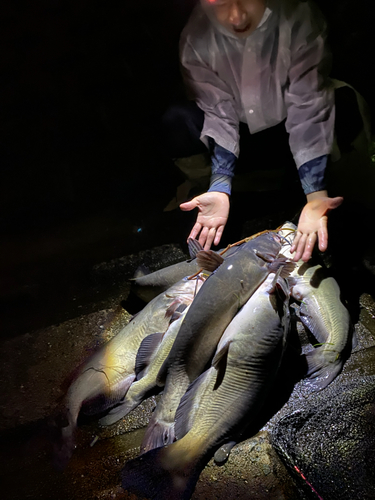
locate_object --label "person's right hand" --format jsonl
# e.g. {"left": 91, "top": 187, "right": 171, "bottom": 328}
{"left": 180, "top": 191, "right": 230, "bottom": 250}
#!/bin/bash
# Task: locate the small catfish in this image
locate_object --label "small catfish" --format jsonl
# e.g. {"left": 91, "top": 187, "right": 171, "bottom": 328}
{"left": 53, "top": 274, "right": 205, "bottom": 469}
{"left": 131, "top": 239, "right": 239, "bottom": 303}
{"left": 278, "top": 221, "right": 355, "bottom": 391}
{"left": 140, "top": 231, "right": 294, "bottom": 453}
{"left": 121, "top": 273, "right": 290, "bottom": 500}
{"left": 99, "top": 302, "right": 191, "bottom": 426}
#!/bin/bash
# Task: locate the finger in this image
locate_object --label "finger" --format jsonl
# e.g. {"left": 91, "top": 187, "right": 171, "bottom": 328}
{"left": 293, "top": 233, "right": 307, "bottom": 262}
{"left": 328, "top": 196, "right": 344, "bottom": 210}
{"left": 317, "top": 218, "right": 328, "bottom": 252}
{"left": 180, "top": 197, "right": 199, "bottom": 212}
{"left": 301, "top": 232, "right": 317, "bottom": 262}
{"left": 198, "top": 226, "right": 210, "bottom": 249}
{"left": 204, "top": 228, "right": 216, "bottom": 251}
{"left": 317, "top": 226, "right": 328, "bottom": 252}
{"left": 290, "top": 232, "right": 302, "bottom": 253}
{"left": 188, "top": 222, "right": 202, "bottom": 242}
{"left": 214, "top": 225, "right": 225, "bottom": 247}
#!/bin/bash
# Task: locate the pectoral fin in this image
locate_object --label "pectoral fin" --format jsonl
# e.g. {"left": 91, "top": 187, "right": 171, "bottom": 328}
{"left": 175, "top": 368, "right": 216, "bottom": 439}
{"left": 135, "top": 332, "right": 164, "bottom": 380}
{"left": 196, "top": 250, "right": 224, "bottom": 272}
{"left": 212, "top": 341, "right": 231, "bottom": 370}
{"left": 299, "top": 303, "right": 327, "bottom": 344}
{"left": 271, "top": 259, "right": 296, "bottom": 279}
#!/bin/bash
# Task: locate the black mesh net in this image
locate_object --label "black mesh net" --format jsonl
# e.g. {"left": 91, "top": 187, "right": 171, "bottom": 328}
{"left": 271, "top": 376, "right": 375, "bottom": 500}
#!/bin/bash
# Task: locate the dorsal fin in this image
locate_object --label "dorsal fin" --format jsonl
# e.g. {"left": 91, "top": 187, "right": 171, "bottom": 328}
{"left": 133, "top": 264, "right": 150, "bottom": 279}
{"left": 196, "top": 250, "right": 225, "bottom": 272}
{"left": 188, "top": 238, "right": 204, "bottom": 259}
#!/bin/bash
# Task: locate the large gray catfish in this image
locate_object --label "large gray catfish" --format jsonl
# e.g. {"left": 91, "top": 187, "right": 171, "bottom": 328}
{"left": 53, "top": 275, "right": 205, "bottom": 468}
{"left": 140, "top": 231, "right": 294, "bottom": 453}
{"left": 121, "top": 273, "right": 290, "bottom": 500}
{"left": 278, "top": 222, "right": 354, "bottom": 391}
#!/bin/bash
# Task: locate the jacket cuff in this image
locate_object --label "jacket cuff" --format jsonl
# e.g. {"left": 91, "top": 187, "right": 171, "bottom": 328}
{"left": 207, "top": 137, "right": 236, "bottom": 195}
{"left": 298, "top": 155, "right": 328, "bottom": 195}
{"left": 208, "top": 174, "right": 232, "bottom": 195}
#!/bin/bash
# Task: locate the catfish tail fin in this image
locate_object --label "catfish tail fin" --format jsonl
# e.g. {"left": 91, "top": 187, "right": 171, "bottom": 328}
{"left": 50, "top": 408, "right": 77, "bottom": 471}
{"left": 140, "top": 413, "right": 175, "bottom": 454}
{"left": 304, "top": 350, "right": 344, "bottom": 391}
{"left": 121, "top": 446, "right": 200, "bottom": 500}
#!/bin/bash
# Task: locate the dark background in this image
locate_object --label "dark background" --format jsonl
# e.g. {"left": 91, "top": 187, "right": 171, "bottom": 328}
{"left": 1, "top": 0, "right": 374, "bottom": 337}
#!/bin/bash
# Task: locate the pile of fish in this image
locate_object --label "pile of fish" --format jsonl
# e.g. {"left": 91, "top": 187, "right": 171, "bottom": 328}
{"left": 53, "top": 270, "right": 207, "bottom": 468}
{"left": 54, "top": 222, "right": 355, "bottom": 499}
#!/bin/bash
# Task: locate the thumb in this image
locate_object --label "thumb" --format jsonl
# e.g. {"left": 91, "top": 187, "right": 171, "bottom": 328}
{"left": 179, "top": 198, "right": 199, "bottom": 212}
{"left": 312, "top": 196, "right": 344, "bottom": 218}
{"left": 327, "top": 196, "right": 344, "bottom": 210}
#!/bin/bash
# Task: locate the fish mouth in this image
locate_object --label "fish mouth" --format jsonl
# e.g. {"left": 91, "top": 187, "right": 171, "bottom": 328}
{"left": 268, "top": 231, "right": 282, "bottom": 243}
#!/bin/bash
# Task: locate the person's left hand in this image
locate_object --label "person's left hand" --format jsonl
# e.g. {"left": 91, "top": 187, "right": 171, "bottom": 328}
{"left": 291, "top": 192, "right": 344, "bottom": 262}
{"left": 180, "top": 191, "right": 230, "bottom": 250}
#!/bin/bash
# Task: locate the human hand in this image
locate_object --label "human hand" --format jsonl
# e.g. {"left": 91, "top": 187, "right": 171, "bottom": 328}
{"left": 180, "top": 191, "right": 230, "bottom": 250}
{"left": 291, "top": 192, "right": 343, "bottom": 262}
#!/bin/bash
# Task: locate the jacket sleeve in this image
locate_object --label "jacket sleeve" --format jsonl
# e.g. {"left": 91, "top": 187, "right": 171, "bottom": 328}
{"left": 179, "top": 33, "right": 240, "bottom": 157}
{"left": 298, "top": 154, "right": 328, "bottom": 195}
{"left": 284, "top": 2, "right": 335, "bottom": 176}
{"left": 207, "top": 138, "right": 237, "bottom": 195}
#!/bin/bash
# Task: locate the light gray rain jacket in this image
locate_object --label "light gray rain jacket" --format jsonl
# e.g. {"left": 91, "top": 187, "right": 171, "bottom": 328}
{"left": 179, "top": 0, "right": 335, "bottom": 170}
